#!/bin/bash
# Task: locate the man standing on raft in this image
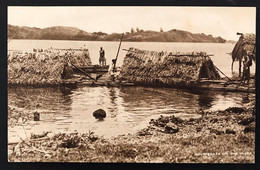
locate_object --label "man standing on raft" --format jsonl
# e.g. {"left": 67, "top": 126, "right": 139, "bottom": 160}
{"left": 99, "top": 47, "right": 106, "bottom": 66}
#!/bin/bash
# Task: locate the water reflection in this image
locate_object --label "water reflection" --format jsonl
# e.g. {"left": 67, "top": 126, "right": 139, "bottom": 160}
{"left": 188, "top": 89, "right": 215, "bottom": 109}
{"left": 8, "top": 87, "right": 73, "bottom": 124}
{"left": 108, "top": 87, "right": 118, "bottom": 117}
{"left": 9, "top": 87, "right": 72, "bottom": 111}
{"left": 8, "top": 86, "right": 255, "bottom": 139}
{"left": 120, "top": 87, "right": 215, "bottom": 114}
{"left": 8, "top": 87, "right": 75, "bottom": 142}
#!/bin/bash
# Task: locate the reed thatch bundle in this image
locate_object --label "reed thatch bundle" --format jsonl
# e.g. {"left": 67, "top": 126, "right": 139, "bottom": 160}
{"left": 232, "top": 33, "right": 256, "bottom": 62}
{"left": 69, "top": 49, "right": 92, "bottom": 67}
{"left": 8, "top": 49, "right": 92, "bottom": 85}
{"left": 119, "top": 48, "right": 220, "bottom": 87}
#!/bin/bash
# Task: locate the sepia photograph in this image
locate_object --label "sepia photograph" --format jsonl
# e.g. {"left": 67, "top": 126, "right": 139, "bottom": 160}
{"left": 7, "top": 6, "right": 256, "bottom": 163}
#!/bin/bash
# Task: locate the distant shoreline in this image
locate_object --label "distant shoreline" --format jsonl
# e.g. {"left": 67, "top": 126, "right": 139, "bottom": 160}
{"left": 8, "top": 24, "right": 228, "bottom": 43}
{"left": 9, "top": 38, "right": 232, "bottom": 43}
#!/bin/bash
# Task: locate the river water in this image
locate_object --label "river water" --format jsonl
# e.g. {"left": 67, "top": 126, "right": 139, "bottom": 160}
{"left": 8, "top": 40, "right": 256, "bottom": 141}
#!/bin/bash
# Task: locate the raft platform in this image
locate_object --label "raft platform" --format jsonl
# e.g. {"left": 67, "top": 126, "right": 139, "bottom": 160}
{"left": 195, "top": 78, "right": 255, "bottom": 93}
{"left": 69, "top": 70, "right": 255, "bottom": 93}
{"left": 68, "top": 63, "right": 255, "bottom": 93}
{"left": 72, "top": 65, "right": 109, "bottom": 73}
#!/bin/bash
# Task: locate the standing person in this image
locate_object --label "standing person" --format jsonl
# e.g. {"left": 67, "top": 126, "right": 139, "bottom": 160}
{"left": 111, "top": 59, "right": 117, "bottom": 72}
{"left": 241, "top": 55, "right": 250, "bottom": 84}
{"left": 99, "top": 47, "right": 106, "bottom": 66}
{"left": 83, "top": 44, "right": 87, "bottom": 51}
{"left": 82, "top": 44, "right": 89, "bottom": 59}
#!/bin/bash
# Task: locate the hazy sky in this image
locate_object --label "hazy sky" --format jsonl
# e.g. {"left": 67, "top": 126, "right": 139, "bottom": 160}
{"left": 8, "top": 7, "right": 256, "bottom": 40}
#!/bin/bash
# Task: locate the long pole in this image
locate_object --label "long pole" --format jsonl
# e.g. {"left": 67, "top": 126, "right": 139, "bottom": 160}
{"left": 208, "top": 54, "right": 232, "bottom": 82}
{"left": 214, "top": 66, "right": 232, "bottom": 82}
{"left": 71, "top": 63, "right": 96, "bottom": 81}
{"left": 113, "top": 33, "right": 124, "bottom": 72}
{"left": 8, "top": 30, "right": 19, "bottom": 43}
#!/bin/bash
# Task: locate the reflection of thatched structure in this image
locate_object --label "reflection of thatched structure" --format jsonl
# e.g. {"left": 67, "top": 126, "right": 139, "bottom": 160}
{"left": 8, "top": 49, "right": 92, "bottom": 85}
{"left": 119, "top": 48, "right": 220, "bottom": 87}
{"left": 231, "top": 33, "right": 256, "bottom": 75}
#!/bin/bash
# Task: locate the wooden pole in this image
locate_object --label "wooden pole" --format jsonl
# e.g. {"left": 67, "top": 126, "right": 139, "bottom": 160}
{"left": 8, "top": 30, "right": 19, "bottom": 43}
{"left": 214, "top": 66, "right": 232, "bottom": 82}
{"left": 71, "top": 63, "right": 96, "bottom": 81}
{"left": 206, "top": 55, "right": 232, "bottom": 82}
{"left": 113, "top": 33, "right": 124, "bottom": 72}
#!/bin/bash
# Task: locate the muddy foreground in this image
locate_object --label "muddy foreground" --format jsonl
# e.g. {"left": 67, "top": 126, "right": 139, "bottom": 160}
{"left": 8, "top": 103, "right": 255, "bottom": 163}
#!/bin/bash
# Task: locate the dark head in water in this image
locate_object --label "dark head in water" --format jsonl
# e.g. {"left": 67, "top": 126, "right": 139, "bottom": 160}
{"left": 93, "top": 109, "right": 106, "bottom": 120}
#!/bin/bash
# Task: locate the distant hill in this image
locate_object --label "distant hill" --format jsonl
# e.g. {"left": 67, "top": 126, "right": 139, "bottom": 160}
{"left": 8, "top": 24, "right": 226, "bottom": 43}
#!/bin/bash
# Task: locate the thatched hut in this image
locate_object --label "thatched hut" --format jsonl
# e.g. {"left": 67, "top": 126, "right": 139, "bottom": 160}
{"left": 231, "top": 33, "right": 256, "bottom": 76}
{"left": 119, "top": 48, "right": 220, "bottom": 87}
{"left": 8, "top": 49, "right": 92, "bottom": 85}
{"left": 69, "top": 49, "right": 92, "bottom": 67}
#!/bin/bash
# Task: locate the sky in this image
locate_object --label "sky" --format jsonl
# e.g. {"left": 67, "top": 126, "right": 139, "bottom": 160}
{"left": 8, "top": 6, "right": 256, "bottom": 40}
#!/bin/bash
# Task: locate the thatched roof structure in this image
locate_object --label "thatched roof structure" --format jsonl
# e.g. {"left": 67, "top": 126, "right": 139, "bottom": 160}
{"left": 69, "top": 49, "right": 92, "bottom": 67}
{"left": 232, "top": 33, "right": 256, "bottom": 62}
{"left": 119, "top": 48, "right": 220, "bottom": 87}
{"left": 8, "top": 49, "right": 92, "bottom": 85}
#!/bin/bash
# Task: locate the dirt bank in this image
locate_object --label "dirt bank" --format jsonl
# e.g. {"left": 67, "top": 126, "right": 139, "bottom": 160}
{"left": 8, "top": 104, "right": 255, "bottom": 163}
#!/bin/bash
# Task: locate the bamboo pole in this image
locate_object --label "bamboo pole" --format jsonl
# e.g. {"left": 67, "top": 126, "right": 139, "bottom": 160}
{"left": 8, "top": 30, "right": 19, "bottom": 43}
{"left": 71, "top": 63, "right": 96, "bottom": 81}
{"left": 214, "top": 66, "right": 232, "bottom": 82}
{"left": 113, "top": 33, "right": 124, "bottom": 72}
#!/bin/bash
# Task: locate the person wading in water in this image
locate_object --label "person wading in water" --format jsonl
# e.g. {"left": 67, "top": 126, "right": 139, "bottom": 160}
{"left": 99, "top": 47, "right": 106, "bottom": 66}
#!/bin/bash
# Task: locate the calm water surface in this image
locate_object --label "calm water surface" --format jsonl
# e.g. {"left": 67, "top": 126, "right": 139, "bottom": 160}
{"left": 8, "top": 86, "right": 254, "bottom": 141}
{"left": 8, "top": 40, "right": 256, "bottom": 141}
